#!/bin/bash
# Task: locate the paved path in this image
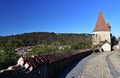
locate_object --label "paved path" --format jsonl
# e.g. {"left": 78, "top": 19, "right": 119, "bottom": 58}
{"left": 61, "top": 52, "right": 120, "bottom": 78}
{"left": 80, "top": 52, "right": 113, "bottom": 78}
{"left": 60, "top": 53, "right": 98, "bottom": 78}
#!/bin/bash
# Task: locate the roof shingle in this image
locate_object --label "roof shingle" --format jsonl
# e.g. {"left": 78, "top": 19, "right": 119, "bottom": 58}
{"left": 93, "top": 11, "right": 110, "bottom": 32}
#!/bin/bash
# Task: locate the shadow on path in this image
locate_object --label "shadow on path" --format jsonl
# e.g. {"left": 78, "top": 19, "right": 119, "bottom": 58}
{"left": 59, "top": 53, "right": 100, "bottom": 78}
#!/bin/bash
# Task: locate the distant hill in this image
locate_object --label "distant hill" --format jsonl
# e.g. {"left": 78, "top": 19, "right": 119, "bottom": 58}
{"left": 0, "top": 32, "right": 92, "bottom": 49}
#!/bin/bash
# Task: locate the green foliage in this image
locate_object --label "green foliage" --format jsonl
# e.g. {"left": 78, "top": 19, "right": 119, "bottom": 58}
{"left": 0, "top": 41, "right": 19, "bottom": 69}
{"left": 27, "top": 43, "right": 71, "bottom": 56}
{"left": 71, "top": 36, "right": 92, "bottom": 50}
{"left": 111, "top": 36, "right": 118, "bottom": 50}
{"left": 27, "top": 44, "right": 53, "bottom": 55}
{"left": 118, "top": 37, "right": 120, "bottom": 41}
{"left": 0, "top": 32, "right": 92, "bottom": 48}
{"left": 0, "top": 32, "right": 92, "bottom": 69}
{"left": 0, "top": 51, "right": 18, "bottom": 69}
{"left": 111, "top": 36, "right": 118, "bottom": 45}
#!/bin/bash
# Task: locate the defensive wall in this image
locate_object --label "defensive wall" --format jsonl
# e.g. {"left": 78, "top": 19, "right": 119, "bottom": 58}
{"left": 0, "top": 49, "right": 98, "bottom": 78}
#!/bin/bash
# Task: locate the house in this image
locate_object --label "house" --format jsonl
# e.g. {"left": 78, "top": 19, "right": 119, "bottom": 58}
{"left": 15, "top": 46, "right": 33, "bottom": 55}
{"left": 101, "top": 42, "right": 111, "bottom": 52}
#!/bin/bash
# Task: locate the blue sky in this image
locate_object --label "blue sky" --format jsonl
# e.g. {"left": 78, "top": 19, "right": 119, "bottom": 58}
{"left": 0, "top": 0, "right": 120, "bottom": 37}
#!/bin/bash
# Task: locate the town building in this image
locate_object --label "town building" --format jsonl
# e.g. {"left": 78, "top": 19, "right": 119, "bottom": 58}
{"left": 92, "top": 10, "right": 111, "bottom": 51}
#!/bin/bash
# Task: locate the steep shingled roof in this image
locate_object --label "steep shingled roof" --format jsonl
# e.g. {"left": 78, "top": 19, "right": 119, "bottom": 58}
{"left": 93, "top": 11, "right": 110, "bottom": 32}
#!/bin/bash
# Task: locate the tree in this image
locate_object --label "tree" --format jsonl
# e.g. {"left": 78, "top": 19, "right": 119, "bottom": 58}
{"left": 0, "top": 40, "right": 19, "bottom": 69}
{"left": 111, "top": 36, "right": 118, "bottom": 51}
{"left": 118, "top": 37, "right": 120, "bottom": 41}
{"left": 111, "top": 36, "right": 118, "bottom": 46}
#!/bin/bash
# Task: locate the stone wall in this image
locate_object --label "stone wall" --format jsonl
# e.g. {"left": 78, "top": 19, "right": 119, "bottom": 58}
{"left": 93, "top": 31, "right": 111, "bottom": 45}
{"left": 0, "top": 49, "right": 98, "bottom": 78}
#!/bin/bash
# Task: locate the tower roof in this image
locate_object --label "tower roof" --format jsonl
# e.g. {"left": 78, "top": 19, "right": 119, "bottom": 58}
{"left": 93, "top": 11, "right": 110, "bottom": 32}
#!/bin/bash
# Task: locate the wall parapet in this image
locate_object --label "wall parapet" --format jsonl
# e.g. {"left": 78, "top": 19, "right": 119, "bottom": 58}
{"left": 0, "top": 49, "right": 98, "bottom": 78}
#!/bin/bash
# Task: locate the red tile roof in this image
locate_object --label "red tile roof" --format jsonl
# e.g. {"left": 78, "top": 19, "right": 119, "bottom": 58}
{"left": 93, "top": 11, "right": 110, "bottom": 32}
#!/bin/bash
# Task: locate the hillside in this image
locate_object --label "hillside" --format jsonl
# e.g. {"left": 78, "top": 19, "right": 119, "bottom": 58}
{"left": 0, "top": 32, "right": 92, "bottom": 49}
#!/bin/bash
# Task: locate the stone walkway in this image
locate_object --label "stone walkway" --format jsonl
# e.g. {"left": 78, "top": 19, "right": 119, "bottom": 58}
{"left": 63, "top": 52, "right": 120, "bottom": 78}
{"left": 80, "top": 52, "right": 113, "bottom": 78}
{"left": 108, "top": 52, "right": 120, "bottom": 78}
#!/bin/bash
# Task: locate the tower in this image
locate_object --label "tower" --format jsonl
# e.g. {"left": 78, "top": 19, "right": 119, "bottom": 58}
{"left": 92, "top": 11, "right": 111, "bottom": 47}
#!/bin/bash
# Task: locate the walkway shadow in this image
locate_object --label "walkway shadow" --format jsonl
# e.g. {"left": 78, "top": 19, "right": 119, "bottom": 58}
{"left": 59, "top": 53, "right": 100, "bottom": 78}
{"left": 59, "top": 58, "right": 84, "bottom": 78}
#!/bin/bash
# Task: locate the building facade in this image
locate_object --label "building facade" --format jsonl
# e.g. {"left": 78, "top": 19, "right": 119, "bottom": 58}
{"left": 92, "top": 11, "right": 111, "bottom": 50}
